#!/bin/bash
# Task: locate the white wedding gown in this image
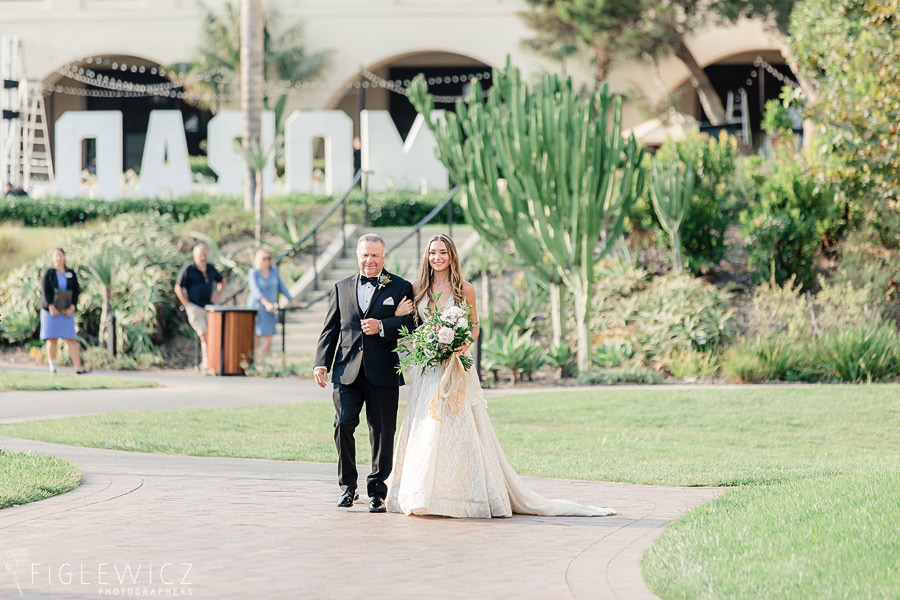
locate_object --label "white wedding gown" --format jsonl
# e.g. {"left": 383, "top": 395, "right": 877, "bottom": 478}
{"left": 387, "top": 297, "right": 615, "bottom": 518}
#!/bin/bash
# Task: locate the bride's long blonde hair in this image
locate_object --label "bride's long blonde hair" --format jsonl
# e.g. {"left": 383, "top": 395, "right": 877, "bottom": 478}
{"left": 413, "top": 234, "right": 465, "bottom": 319}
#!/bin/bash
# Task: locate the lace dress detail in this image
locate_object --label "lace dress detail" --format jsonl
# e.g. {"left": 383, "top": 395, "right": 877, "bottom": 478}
{"left": 387, "top": 297, "right": 615, "bottom": 518}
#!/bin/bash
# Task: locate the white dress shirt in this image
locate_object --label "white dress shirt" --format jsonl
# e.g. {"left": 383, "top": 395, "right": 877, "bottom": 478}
{"left": 357, "top": 273, "right": 378, "bottom": 312}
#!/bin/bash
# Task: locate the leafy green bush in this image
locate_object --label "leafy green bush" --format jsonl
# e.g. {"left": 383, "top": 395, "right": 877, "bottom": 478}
{"left": 648, "top": 131, "right": 741, "bottom": 274}
{"left": 0, "top": 214, "right": 185, "bottom": 366}
{"left": 546, "top": 343, "right": 577, "bottom": 379}
{"left": 740, "top": 155, "right": 840, "bottom": 289}
{"left": 591, "top": 340, "right": 634, "bottom": 368}
{"left": 742, "top": 276, "right": 885, "bottom": 340}
{"left": 597, "top": 274, "right": 734, "bottom": 358}
{"left": 577, "top": 366, "right": 663, "bottom": 385}
{"left": 761, "top": 98, "right": 794, "bottom": 136}
{"left": 720, "top": 335, "right": 810, "bottom": 382}
{"left": 365, "top": 191, "right": 463, "bottom": 227}
{"left": 0, "top": 195, "right": 223, "bottom": 227}
{"left": 810, "top": 323, "right": 900, "bottom": 382}
{"left": 662, "top": 349, "right": 721, "bottom": 380}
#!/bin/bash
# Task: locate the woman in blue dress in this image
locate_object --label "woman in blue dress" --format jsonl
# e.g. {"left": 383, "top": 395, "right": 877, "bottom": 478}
{"left": 40, "top": 247, "right": 87, "bottom": 374}
{"left": 246, "top": 248, "right": 297, "bottom": 359}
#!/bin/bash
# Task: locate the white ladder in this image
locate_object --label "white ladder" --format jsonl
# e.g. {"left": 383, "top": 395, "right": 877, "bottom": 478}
{"left": 725, "top": 88, "right": 751, "bottom": 146}
{"left": 22, "top": 79, "right": 54, "bottom": 187}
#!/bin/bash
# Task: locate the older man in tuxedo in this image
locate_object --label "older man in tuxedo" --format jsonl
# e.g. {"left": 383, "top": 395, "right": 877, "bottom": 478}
{"left": 314, "top": 233, "right": 414, "bottom": 513}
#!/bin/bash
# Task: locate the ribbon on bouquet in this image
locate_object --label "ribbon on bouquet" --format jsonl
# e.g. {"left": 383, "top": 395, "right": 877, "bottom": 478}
{"left": 428, "top": 354, "right": 468, "bottom": 420}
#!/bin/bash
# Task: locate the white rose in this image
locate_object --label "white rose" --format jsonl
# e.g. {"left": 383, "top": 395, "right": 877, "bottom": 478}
{"left": 442, "top": 305, "right": 464, "bottom": 320}
{"left": 437, "top": 327, "right": 455, "bottom": 344}
{"left": 456, "top": 317, "right": 468, "bottom": 330}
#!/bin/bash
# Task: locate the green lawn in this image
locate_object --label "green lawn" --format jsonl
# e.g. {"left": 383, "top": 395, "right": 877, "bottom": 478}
{"left": 0, "top": 384, "right": 898, "bottom": 598}
{"left": 0, "top": 449, "right": 83, "bottom": 508}
{"left": 0, "top": 371, "right": 158, "bottom": 391}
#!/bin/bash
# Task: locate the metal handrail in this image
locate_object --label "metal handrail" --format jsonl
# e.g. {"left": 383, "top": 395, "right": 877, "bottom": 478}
{"left": 300, "top": 184, "right": 462, "bottom": 311}
{"left": 219, "top": 170, "right": 363, "bottom": 305}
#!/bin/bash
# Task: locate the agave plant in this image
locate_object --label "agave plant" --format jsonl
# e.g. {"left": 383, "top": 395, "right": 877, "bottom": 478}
{"left": 481, "top": 330, "right": 546, "bottom": 384}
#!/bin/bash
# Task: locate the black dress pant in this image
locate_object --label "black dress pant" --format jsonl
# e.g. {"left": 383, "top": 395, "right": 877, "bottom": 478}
{"left": 332, "top": 370, "right": 399, "bottom": 499}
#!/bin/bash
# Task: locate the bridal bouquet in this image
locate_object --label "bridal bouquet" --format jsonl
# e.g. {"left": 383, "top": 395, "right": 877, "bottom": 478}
{"left": 396, "top": 294, "right": 476, "bottom": 374}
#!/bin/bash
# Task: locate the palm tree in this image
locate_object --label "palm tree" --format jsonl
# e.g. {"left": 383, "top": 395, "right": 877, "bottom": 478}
{"left": 84, "top": 251, "right": 119, "bottom": 362}
{"left": 171, "top": 1, "right": 331, "bottom": 118}
{"left": 241, "top": 0, "right": 264, "bottom": 212}
{"left": 239, "top": 139, "right": 282, "bottom": 244}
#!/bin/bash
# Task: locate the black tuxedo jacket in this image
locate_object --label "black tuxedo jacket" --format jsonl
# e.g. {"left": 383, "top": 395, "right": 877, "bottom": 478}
{"left": 315, "top": 271, "right": 415, "bottom": 387}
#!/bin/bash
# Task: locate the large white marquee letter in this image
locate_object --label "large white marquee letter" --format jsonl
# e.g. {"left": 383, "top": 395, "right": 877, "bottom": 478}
{"left": 207, "top": 110, "right": 275, "bottom": 196}
{"left": 360, "top": 110, "right": 448, "bottom": 192}
{"left": 138, "top": 110, "right": 193, "bottom": 198}
{"left": 55, "top": 111, "right": 122, "bottom": 200}
{"left": 284, "top": 111, "right": 354, "bottom": 194}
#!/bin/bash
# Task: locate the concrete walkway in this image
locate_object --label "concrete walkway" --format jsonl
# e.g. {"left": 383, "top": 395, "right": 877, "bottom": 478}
{"left": 0, "top": 369, "right": 723, "bottom": 599}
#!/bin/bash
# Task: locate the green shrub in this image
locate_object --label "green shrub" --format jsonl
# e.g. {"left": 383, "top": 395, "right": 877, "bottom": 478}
{"left": 662, "top": 349, "right": 721, "bottom": 380}
{"left": 0, "top": 214, "right": 184, "bottom": 365}
{"left": 740, "top": 155, "right": 841, "bottom": 289}
{"left": 761, "top": 98, "right": 794, "bottom": 136}
{"left": 810, "top": 323, "right": 900, "bottom": 382}
{"left": 742, "top": 276, "right": 885, "bottom": 340}
{"left": 649, "top": 131, "right": 740, "bottom": 274}
{"left": 0, "top": 195, "right": 223, "bottom": 227}
{"left": 546, "top": 343, "right": 577, "bottom": 379}
{"left": 591, "top": 340, "right": 634, "bottom": 368}
{"left": 577, "top": 366, "right": 664, "bottom": 385}
{"left": 481, "top": 330, "right": 546, "bottom": 384}
{"left": 720, "top": 335, "right": 810, "bottom": 382}
{"left": 597, "top": 274, "right": 734, "bottom": 358}
{"left": 365, "top": 191, "right": 463, "bottom": 227}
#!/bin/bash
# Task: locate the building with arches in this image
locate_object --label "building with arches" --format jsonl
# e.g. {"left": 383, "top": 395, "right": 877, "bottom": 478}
{"left": 1, "top": 0, "right": 792, "bottom": 179}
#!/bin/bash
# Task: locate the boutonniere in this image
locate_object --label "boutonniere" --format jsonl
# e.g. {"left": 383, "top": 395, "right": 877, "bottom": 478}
{"left": 378, "top": 273, "right": 392, "bottom": 289}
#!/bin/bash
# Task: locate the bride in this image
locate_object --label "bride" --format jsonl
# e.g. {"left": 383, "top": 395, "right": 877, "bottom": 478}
{"left": 386, "top": 234, "right": 615, "bottom": 518}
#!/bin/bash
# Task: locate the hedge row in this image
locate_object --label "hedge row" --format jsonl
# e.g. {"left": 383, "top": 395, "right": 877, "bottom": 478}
{"left": 2, "top": 190, "right": 465, "bottom": 229}
{"left": 0, "top": 195, "right": 222, "bottom": 226}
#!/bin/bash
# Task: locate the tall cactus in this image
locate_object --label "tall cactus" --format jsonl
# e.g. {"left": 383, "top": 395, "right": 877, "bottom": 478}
{"left": 408, "top": 57, "right": 645, "bottom": 374}
{"left": 649, "top": 160, "right": 695, "bottom": 273}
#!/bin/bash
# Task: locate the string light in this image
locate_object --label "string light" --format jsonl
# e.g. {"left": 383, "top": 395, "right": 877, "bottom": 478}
{"left": 752, "top": 56, "right": 800, "bottom": 90}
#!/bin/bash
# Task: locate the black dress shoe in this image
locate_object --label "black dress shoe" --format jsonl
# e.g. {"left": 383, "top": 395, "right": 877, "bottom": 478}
{"left": 337, "top": 489, "right": 359, "bottom": 508}
{"left": 369, "top": 496, "right": 386, "bottom": 513}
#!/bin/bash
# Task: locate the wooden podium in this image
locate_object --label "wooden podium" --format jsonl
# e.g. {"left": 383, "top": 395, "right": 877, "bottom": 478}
{"left": 205, "top": 306, "right": 256, "bottom": 376}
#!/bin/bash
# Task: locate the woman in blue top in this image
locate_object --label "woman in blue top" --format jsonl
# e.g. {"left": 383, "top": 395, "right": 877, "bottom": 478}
{"left": 40, "top": 248, "right": 87, "bottom": 374}
{"left": 246, "top": 248, "right": 297, "bottom": 359}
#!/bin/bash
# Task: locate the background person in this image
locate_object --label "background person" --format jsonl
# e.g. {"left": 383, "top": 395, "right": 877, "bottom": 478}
{"left": 246, "top": 248, "right": 298, "bottom": 359}
{"left": 175, "top": 243, "right": 226, "bottom": 371}
{"left": 40, "top": 248, "right": 87, "bottom": 374}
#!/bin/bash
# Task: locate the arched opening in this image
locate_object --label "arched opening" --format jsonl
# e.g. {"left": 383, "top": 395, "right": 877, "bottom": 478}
{"left": 327, "top": 51, "right": 493, "bottom": 139}
{"left": 42, "top": 54, "right": 213, "bottom": 173}
{"left": 670, "top": 49, "right": 797, "bottom": 148}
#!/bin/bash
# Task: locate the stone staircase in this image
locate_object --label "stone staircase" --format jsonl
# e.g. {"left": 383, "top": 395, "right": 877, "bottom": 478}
{"left": 272, "top": 225, "right": 477, "bottom": 364}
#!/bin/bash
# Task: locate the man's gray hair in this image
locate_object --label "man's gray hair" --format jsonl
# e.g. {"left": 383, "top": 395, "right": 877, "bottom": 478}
{"left": 192, "top": 242, "right": 209, "bottom": 255}
{"left": 357, "top": 233, "right": 386, "bottom": 250}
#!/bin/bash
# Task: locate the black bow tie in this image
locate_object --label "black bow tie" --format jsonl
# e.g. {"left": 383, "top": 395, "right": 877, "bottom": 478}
{"left": 360, "top": 275, "right": 378, "bottom": 286}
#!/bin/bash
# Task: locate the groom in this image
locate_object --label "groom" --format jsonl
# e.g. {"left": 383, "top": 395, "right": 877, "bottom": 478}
{"left": 314, "top": 233, "right": 414, "bottom": 513}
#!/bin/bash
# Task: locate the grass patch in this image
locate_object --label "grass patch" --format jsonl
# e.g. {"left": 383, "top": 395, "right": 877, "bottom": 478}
{"left": 643, "top": 469, "right": 900, "bottom": 599}
{"left": 1, "top": 385, "right": 897, "bottom": 597}
{"left": 0, "top": 223, "right": 74, "bottom": 273}
{"left": 0, "top": 371, "right": 159, "bottom": 391}
{"left": 0, "top": 385, "right": 896, "bottom": 485}
{"left": 0, "top": 450, "right": 83, "bottom": 508}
